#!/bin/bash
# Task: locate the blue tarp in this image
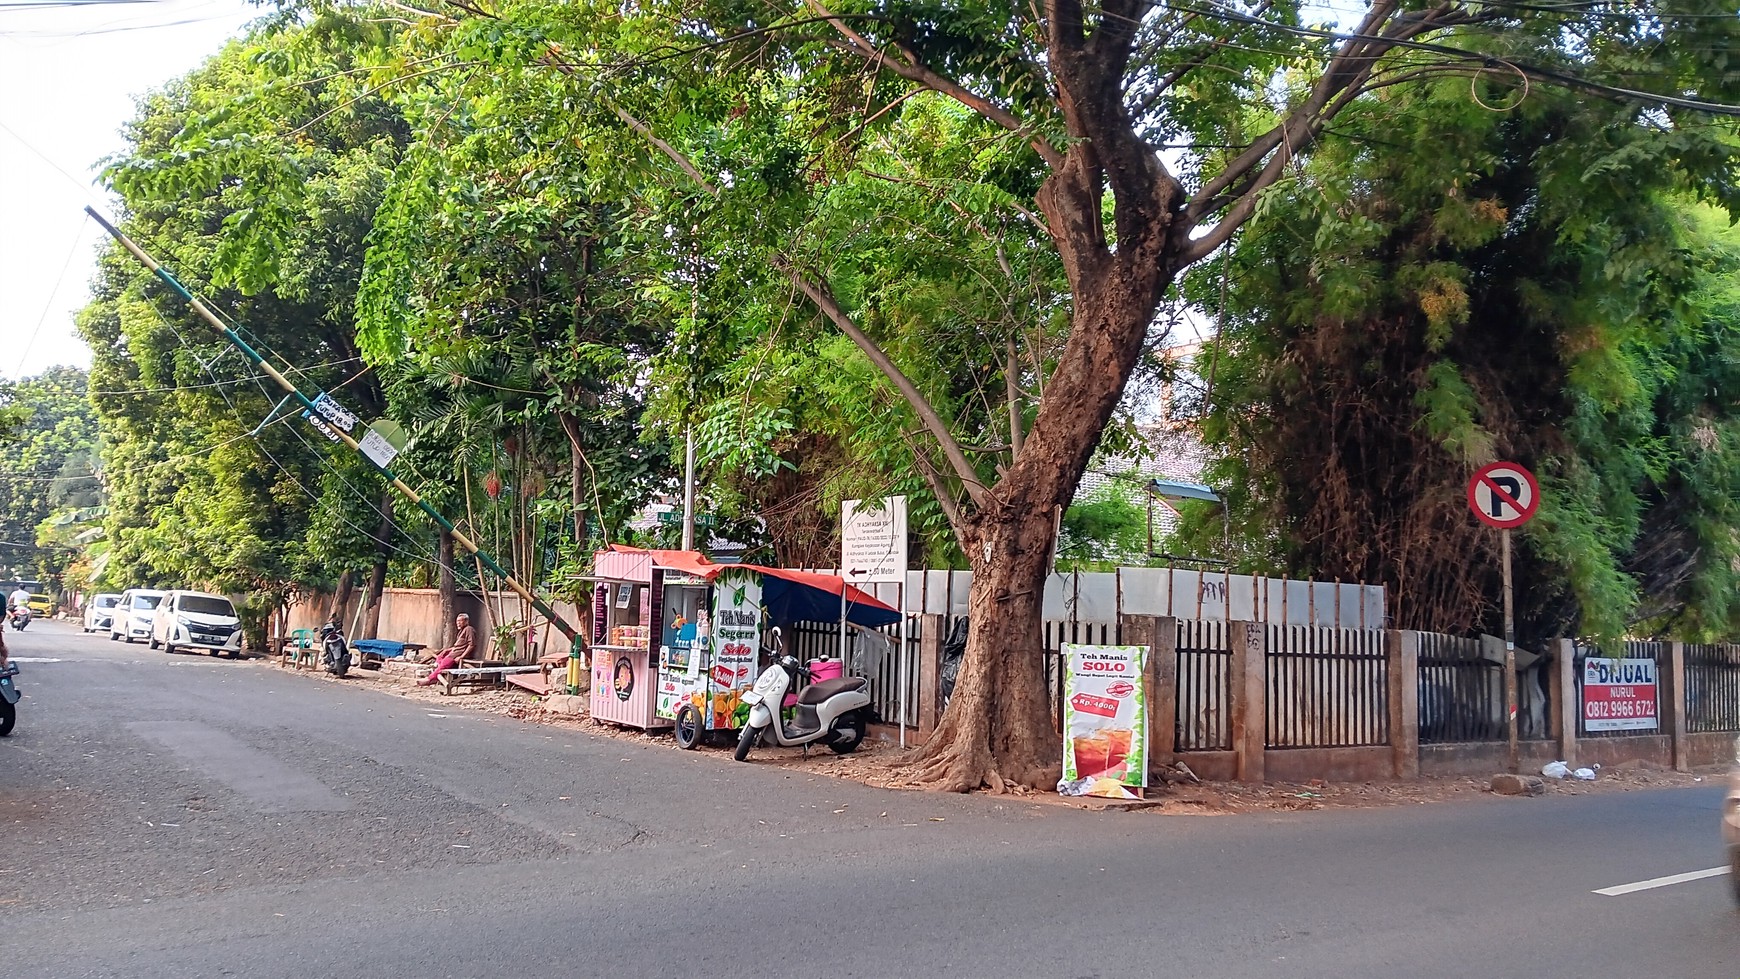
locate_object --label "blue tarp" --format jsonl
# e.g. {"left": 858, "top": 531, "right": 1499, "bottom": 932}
{"left": 351, "top": 639, "right": 408, "bottom": 658}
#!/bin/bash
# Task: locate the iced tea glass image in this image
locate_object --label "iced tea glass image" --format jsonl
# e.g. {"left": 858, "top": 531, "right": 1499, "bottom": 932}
{"left": 1072, "top": 733, "right": 1111, "bottom": 776}
{"left": 1103, "top": 729, "right": 1133, "bottom": 770}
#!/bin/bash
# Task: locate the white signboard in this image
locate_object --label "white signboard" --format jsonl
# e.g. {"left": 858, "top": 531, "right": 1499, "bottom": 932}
{"left": 310, "top": 392, "right": 358, "bottom": 433}
{"left": 358, "top": 427, "right": 401, "bottom": 469}
{"left": 842, "top": 495, "right": 908, "bottom": 583}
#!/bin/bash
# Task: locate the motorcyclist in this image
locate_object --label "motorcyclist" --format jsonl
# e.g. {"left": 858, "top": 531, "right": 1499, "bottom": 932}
{"left": 8, "top": 586, "right": 30, "bottom": 621}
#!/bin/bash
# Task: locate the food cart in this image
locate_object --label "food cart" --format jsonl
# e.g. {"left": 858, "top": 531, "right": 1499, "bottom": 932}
{"left": 588, "top": 545, "right": 900, "bottom": 747}
{"left": 587, "top": 547, "right": 716, "bottom": 730}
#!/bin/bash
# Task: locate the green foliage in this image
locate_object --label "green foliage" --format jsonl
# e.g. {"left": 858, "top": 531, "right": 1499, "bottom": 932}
{"left": 1057, "top": 484, "right": 1150, "bottom": 572}
{"left": 1180, "top": 68, "right": 1740, "bottom": 643}
{"left": 0, "top": 367, "right": 98, "bottom": 588}
{"left": 82, "top": 12, "right": 407, "bottom": 596}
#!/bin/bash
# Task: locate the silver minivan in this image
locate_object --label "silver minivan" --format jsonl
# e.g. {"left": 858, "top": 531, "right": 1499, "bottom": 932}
{"left": 151, "top": 590, "right": 243, "bottom": 657}
{"left": 110, "top": 588, "right": 166, "bottom": 643}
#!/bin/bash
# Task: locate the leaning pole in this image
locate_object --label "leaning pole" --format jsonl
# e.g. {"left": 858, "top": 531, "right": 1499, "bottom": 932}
{"left": 86, "top": 207, "right": 588, "bottom": 670}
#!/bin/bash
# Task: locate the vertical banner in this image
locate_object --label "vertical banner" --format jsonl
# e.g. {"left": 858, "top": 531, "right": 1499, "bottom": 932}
{"left": 1581, "top": 657, "right": 1659, "bottom": 732}
{"left": 1059, "top": 644, "right": 1148, "bottom": 799}
{"left": 707, "top": 569, "right": 764, "bottom": 729}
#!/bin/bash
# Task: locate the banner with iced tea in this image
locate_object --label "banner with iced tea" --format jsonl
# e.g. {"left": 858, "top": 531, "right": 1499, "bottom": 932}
{"left": 1059, "top": 644, "right": 1148, "bottom": 799}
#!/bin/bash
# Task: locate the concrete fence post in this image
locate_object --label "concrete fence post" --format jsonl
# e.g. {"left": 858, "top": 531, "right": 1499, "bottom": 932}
{"left": 1666, "top": 641, "right": 1688, "bottom": 772}
{"left": 917, "top": 613, "right": 945, "bottom": 738}
{"left": 1229, "top": 620, "right": 1266, "bottom": 783}
{"left": 1554, "top": 638, "right": 1578, "bottom": 767}
{"left": 1388, "top": 630, "right": 1419, "bottom": 779}
{"left": 1120, "top": 613, "right": 1178, "bottom": 778}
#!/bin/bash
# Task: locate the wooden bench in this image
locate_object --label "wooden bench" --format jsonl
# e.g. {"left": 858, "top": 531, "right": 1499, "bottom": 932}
{"left": 425, "top": 662, "right": 543, "bottom": 696}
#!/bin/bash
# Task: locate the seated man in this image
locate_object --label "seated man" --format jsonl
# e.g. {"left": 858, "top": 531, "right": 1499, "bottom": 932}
{"left": 417, "top": 613, "right": 477, "bottom": 687}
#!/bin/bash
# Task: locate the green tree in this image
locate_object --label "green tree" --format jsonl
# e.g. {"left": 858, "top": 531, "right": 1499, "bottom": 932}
{"left": 83, "top": 13, "right": 410, "bottom": 599}
{"left": 0, "top": 366, "right": 98, "bottom": 589}
{"left": 1176, "top": 76, "right": 1740, "bottom": 645}
{"left": 92, "top": 0, "right": 1740, "bottom": 792}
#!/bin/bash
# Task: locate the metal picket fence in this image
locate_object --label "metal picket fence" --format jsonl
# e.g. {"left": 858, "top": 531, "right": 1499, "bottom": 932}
{"left": 1175, "top": 618, "right": 1233, "bottom": 751}
{"left": 1686, "top": 643, "right": 1740, "bottom": 734}
{"left": 1415, "top": 632, "right": 1505, "bottom": 744}
{"left": 1264, "top": 625, "right": 1389, "bottom": 748}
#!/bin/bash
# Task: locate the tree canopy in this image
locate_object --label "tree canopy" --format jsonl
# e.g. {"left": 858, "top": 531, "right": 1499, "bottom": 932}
{"left": 65, "top": 0, "right": 1740, "bottom": 791}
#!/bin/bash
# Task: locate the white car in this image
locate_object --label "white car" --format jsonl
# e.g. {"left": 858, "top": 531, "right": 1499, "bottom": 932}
{"left": 110, "top": 588, "right": 166, "bottom": 643}
{"left": 150, "top": 590, "right": 243, "bottom": 657}
{"left": 83, "top": 593, "right": 122, "bottom": 633}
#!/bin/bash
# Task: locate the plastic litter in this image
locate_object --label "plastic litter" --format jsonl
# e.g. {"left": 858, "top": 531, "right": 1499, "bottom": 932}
{"left": 1541, "top": 761, "right": 1570, "bottom": 779}
{"left": 1572, "top": 767, "right": 1597, "bottom": 780}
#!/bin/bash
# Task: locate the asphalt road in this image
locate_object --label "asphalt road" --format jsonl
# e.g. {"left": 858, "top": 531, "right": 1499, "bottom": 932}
{"left": 5, "top": 619, "right": 1738, "bottom": 978}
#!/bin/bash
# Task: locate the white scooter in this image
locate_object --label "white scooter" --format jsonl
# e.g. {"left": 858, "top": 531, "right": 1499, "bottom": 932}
{"left": 735, "top": 630, "right": 872, "bottom": 762}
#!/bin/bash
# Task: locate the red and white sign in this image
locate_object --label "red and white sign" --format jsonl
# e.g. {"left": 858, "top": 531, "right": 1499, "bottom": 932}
{"left": 1581, "top": 657, "right": 1659, "bottom": 732}
{"left": 1467, "top": 461, "right": 1540, "bottom": 529}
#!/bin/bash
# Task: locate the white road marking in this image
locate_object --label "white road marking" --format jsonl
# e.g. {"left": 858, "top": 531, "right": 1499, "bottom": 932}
{"left": 1594, "top": 866, "right": 1730, "bottom": 896}
{"left": 8, "top": 657, "right": 65, "bottom": 663}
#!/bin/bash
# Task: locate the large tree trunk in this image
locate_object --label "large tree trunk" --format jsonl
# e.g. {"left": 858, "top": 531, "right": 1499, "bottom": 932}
{"left": 361, "top": 492, "right": 393, "bottom": 640}
{"left": 909, "top": 507, "right": 1058, "bottom": 791}
{"left": 437, "top": 529, "right": 457, "bottom": 648}
{"left": 325, "top": 570, "right": 354, "bottom": 627}
{"left": 911, "top": 289, "right": 1165, "bottom": 791}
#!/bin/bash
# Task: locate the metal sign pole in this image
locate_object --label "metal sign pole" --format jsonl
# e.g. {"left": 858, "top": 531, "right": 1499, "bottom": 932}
{"left": 1502, "top": 527, "right": 1515, "bottom": 654}
{"left": 898, "top": 578, "right": 907, "bottom": 749}
{"left": 1503, "top": 527, "right": 1519, "bottom": 773}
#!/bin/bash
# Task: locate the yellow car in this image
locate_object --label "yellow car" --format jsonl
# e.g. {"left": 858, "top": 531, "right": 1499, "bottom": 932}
{"left": 26, "top": 594, "right": 52, "bottom": 616}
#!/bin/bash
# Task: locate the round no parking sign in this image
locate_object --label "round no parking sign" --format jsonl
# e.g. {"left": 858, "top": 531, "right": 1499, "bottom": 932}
{"left": 1467, "top": 462, "right": 1539, "bottom": 529}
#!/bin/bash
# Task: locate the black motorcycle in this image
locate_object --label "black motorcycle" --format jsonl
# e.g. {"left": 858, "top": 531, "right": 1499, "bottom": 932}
{"left": 320, "top": 620, "right": 351, "bottom": 677}
{"left": 8, "top": 606, "right": 29, "bottom": 631}
{"left": 1, "top": 662, "right": 20, "bottom": 737}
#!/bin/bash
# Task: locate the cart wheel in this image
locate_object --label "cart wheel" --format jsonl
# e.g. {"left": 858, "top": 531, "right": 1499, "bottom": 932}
{"left": 674, "top": 704, "right": 704, "bottom": 750}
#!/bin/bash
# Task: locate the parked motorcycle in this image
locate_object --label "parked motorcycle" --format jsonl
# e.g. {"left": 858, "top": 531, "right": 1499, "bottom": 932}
{"left": 1, "top": 662, "right": 20, "bottom": 737}
{"left": 735, "top": 628, "right": 872, "bottom": 761}
{"left": 320, "top": 619, "right": 351, "bottom": 678}
{"left": 8, "top": 606, "right": 30, "bottom": 631}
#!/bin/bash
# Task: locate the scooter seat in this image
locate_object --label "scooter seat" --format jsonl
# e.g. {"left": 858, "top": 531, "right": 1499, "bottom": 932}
{"left": 798, "top": 676, "right": 866, "bottom": 705}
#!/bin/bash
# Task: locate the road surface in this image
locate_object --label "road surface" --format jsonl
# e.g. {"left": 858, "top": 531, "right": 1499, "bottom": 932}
{"left": 5, "top": 619, "right": 1737, "bottom": 978}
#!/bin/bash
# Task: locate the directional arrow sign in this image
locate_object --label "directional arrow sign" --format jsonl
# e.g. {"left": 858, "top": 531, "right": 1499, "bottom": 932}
{"left": 1467, "top": 462, "right": 1540, "bottom": 529}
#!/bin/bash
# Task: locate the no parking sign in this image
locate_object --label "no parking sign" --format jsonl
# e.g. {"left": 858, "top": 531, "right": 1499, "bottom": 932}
{"left": 1467, "top": 462, "right": 1539, "bottom": 529}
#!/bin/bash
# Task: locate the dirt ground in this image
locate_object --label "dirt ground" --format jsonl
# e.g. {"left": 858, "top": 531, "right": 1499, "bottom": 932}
{"left": 286, "top": 657, "right": 1731, "bottom": 815}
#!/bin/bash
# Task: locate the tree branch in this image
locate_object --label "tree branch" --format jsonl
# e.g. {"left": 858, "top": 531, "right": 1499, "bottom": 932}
{"left": 600, "top": 95, "right": 988, "bottom": 501}
{"left": 775, "top": 255, "right": 987, "bottom": 500}
{"left": 1187, "top": 0, "right": 1403, "bottom": 214}
{"left": 808, "top": 0, "right": 1063, "bottom": 168}
{"left": 900, "top": 428, "right": 969, "bottom": 540}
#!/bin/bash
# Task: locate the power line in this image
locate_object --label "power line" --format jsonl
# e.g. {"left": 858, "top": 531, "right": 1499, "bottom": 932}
{"left": 10, "top": 214, "right": 87, "bottom": 378}
{"left": 147, "top": 305, "right": 440, "bottom": 569}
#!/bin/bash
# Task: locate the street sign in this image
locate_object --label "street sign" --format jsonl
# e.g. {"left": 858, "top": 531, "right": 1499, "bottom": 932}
{"left": 1467, "top": 461, "right": 1539, "bottom": 529}
{"left": 841, "top": 495, "right": 908, "bottom": 583}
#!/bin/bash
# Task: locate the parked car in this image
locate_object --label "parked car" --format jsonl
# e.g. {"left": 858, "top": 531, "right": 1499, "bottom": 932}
{"left": 83, "top": 593, "right": 122, "bottom": 633}
{"left": 150, "top": 590, "right": 243, "bottom": 657}
{"left": 110, "top": 589, "right": 166, "bottom": 643}
{"left": 26, "top": 593, "right": 52, "bottom": 616}
{"left": 1726, "top": 739, "right": 1740, "bottom": 904}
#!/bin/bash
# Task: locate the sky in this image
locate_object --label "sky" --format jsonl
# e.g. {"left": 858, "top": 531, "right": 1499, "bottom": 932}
{"left": 0, "top": 0, "right": 263, "bottom": 381}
